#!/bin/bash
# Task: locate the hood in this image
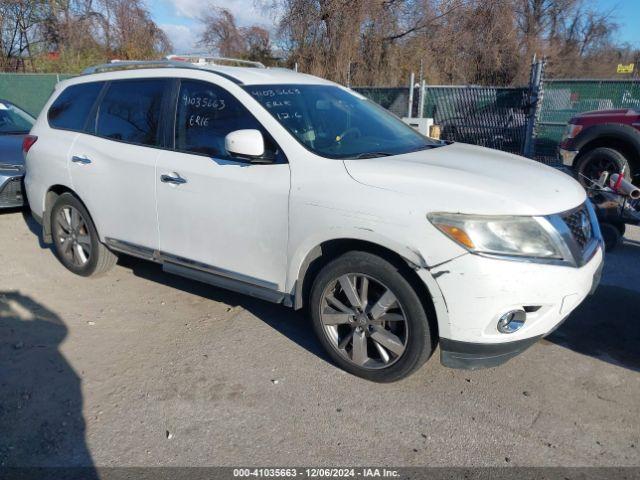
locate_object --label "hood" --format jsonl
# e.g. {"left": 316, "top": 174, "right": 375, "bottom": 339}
{"left": 576, "top": 108, "right": 638, "bottom": 118}
{"left": 343, "top": 143, "right": 586, "bottom": 216}
{"left": 0, "top": 133, "right": 26, "bottom": 169}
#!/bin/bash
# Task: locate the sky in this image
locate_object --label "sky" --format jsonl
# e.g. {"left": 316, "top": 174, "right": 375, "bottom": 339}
{"left": 151, "top": 0, "right": 640, "bottom": 54}
{"left": 598, "top": 0, "right": 640, "bottom": 47}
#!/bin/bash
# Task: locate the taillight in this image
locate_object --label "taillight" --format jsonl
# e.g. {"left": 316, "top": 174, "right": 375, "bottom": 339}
{"left": 22, "top": 135, "right": 38, "bottom": 154}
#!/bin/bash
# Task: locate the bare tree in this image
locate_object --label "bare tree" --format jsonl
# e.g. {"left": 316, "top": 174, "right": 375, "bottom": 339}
{"left": 197, "top": 6, "right": 275, "bottom": 64}
{"left": 99, "top": 0, "right": 172, "bottom": 60}
{"left": 0, "top": 0, "right": 171, "bottom": 72}
{"left": 0, "top": 0, "right": 47, "bottom": 71}
{"left": 270, "top": 0, "right": 635, "bottom": 85}
{"left": 1, "top": 0, "right": 634, "bottom": 81}
{"left": 244, "top": 25, "right": 273, "bottom": 63}
{"left": 198, "top": 7, "right": 246, "bottom": 57}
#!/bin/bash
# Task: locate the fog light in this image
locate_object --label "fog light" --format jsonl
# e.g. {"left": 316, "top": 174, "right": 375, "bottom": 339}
{"left": 497, "top": 310, "right": 526, "bottom": 334}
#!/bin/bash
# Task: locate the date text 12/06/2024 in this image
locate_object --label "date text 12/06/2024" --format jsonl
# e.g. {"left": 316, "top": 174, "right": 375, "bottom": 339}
{"left": 233, "top": 468, "right": 401, "bottom": 478}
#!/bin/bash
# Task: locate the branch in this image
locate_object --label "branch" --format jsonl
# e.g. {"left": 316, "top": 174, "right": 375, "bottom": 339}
{"left": 382, "top": 0, "right": 466, "bottom": 42}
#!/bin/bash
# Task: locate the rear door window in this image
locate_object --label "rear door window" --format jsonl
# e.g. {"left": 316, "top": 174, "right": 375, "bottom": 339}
{"left": 96, "top": 79, "right": 167, "bottom": 147}
{"left": 48, "top": 82, "right": 104, "bottom": 132}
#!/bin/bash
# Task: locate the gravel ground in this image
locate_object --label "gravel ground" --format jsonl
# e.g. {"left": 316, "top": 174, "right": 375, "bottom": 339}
{"left": 0, "top": 209, "right": 639, "bottom": 468}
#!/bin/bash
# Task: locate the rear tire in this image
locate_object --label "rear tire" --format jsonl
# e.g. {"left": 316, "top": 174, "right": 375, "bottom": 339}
{"left": 50, "top": 193, "right": 117, "bottom": 277}
{"left": 576, "top": 147, "right": 633, "bottom": 187}
{"left": 309, "top": 251, "right": 434, "bottom": 382}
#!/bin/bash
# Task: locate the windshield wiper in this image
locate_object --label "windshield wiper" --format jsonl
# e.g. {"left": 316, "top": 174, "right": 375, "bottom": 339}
{"left": 351, "top": 152, "right": 395, "bottom": 159}
{"left": 404, "top": 143, "right": 446, "bottom": 154}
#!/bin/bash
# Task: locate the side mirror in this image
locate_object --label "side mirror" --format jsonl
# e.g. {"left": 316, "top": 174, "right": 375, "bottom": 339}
{"left": 225, "top": 129, "right": 267, "bottom": 161}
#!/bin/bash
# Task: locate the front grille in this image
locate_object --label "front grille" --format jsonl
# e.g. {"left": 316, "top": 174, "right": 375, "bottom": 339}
{"left": 0, "top": 177, "right": 24, "bottom": 206}
{"left": 561, "top": 204, "right": 592, "bottom": 249}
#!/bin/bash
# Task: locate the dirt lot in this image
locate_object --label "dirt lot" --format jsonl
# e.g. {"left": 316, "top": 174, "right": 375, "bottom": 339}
{"left": 1, "top": 208, "right": 639, "bottom": 468}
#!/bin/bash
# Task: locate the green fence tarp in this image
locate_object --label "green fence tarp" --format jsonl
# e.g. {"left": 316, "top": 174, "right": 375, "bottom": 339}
{"left": 0, "top": 73, "right": 73, "bottom": 117}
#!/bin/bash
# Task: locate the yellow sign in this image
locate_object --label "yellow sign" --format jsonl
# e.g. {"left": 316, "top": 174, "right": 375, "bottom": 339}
{"left": 617, "top": 63, "right": 634, "bottom": 74}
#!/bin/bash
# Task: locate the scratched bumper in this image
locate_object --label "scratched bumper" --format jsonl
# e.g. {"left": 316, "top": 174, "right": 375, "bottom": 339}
{"left": 427, "top": 247, "right": 603, "bottom": 349}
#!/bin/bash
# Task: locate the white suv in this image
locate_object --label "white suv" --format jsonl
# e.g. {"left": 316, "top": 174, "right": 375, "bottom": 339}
{"left": 24, "top": 60, "right": 604, "bottom": 382}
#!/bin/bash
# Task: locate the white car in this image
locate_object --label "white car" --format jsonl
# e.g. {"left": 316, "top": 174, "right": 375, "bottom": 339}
{"left": 24, "top": 60, "right": 604, "bottom": 382}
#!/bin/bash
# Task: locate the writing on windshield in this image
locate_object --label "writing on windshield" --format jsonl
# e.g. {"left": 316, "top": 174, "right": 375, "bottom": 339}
{"left": 245, "top": 84, "right": 437, "bottom": 159}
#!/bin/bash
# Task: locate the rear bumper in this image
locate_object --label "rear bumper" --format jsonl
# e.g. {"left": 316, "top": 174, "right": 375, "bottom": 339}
{"left": 440, "top": 336, "right": 542, "bottom": 369}
{"left": 0, "top": 173, "right": 25, "bottom": 208}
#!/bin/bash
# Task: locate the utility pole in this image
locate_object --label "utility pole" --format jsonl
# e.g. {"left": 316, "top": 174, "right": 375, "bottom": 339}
{"left": 523, "top": 55, "right": 544, "bottom": 159}
{"left": 408, "top": 72, "right": 415, "bottom": 118}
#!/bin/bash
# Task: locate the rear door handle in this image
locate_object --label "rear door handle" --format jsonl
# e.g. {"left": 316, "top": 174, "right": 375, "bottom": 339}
{"left": 160, "top": 173, "right": 187, "bottom": 185}
{"left": 71, "top": 155, "right": 92, "bottom": 165}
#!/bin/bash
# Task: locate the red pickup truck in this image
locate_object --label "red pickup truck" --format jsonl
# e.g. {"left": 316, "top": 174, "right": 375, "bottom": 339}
{"left": 559, "top": 108, "right": 640, "bottom": 186}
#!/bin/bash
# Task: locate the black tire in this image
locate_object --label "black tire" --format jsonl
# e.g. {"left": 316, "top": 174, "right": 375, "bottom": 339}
{"left": 600, "top": 223, "right": 622, "bottom": 252}
{"left": 50, "top": 193, "right": 117, "bottom": 277}
{"left": 615, "top": 222, "right": 627, "bottom": 237}
{"left": 309, "top": 251, "right": 434, "bottom": 382}
{"left": 576, "top": 147, "right": 633, "bottom": 187}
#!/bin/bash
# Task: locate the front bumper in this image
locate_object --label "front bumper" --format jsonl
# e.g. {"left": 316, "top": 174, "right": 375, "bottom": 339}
{"left": 419, "top": 245, "right": 604, "bottom": 369}
{"left": 440, "top": 336, "right": 542, "bottom": 369}
{"left": 559, "top": 147, "right": 578, "bottom": 167}
{"left": 0, "top": 172, "right": 25, "bottom": 208}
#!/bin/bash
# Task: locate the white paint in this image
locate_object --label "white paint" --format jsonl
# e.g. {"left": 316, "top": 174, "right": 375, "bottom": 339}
{"left": 225, "top": 129, "right": 265, "bottom": 158}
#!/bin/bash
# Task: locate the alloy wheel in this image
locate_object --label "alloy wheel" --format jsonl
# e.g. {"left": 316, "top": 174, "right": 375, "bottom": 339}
{"left": 319, "top": 273, "right": 408, "bottom": 369}
{"left": 55, "top": 206, "right": 92, "bottom": 267}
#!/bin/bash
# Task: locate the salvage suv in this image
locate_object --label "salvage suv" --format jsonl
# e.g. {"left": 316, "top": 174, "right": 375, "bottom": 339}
{"left": 24, "top": 59, "right": 604, "bottom": 382}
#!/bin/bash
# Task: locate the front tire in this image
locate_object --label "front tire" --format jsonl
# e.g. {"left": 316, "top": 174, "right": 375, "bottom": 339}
{"left": 50, "top": 193, "right": 117, "bottom": 277}
{"left": 576, "top": 147, "right": 633, "bottom": 187}
{"left": 600, "top": 223, "right": 622, "bottom": 252}
{"left": 309, "top": 251, "right": 434, "bottom": 382}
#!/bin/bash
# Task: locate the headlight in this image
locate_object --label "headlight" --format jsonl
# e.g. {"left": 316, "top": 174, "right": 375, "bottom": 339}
{"left": 427, "top": 213, "right": 564, "bottom": 260}
{"left": 563, "top": 123, "right": 583, "bottom": 140}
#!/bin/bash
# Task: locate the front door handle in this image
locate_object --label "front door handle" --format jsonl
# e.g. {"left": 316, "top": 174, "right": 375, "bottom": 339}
{"left": 71, "top": 155, "right": 92, "bottom": 165}
{"left": 160, "top": 173, "right": 187, "bottom": 185}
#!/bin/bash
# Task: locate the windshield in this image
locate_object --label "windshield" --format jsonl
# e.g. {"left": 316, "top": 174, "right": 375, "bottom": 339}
{"left": 0, "top": 101, "right": 35, "bottom": 134}
{"left": 245, "top": 84, "right": 439, "bottom": 159}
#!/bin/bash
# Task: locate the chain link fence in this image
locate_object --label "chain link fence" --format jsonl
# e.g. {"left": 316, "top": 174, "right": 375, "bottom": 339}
{"left": 357, "top": 77, "right": 640, "bottom": 165}
{"left": 534, "top": 79, "right": 640, "bottom": 162}
{"left": 354, "top": 85, "right": 531, "bottom": 156}
{"left": 352, "top": 87, "right": 415, "bottom": 118}
{"left": 421, "top": 86, "right": 530, "bottom": 155}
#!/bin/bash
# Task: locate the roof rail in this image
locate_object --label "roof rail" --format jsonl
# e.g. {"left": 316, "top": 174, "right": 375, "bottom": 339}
{"left": 80, "top": 59, "right": 248, "bottom": 85}
{"left": 81, "top": 59, "right": 195, "bottom": 75}
{"left": 166, "top": 54, "right": 266, "bottom": 69}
